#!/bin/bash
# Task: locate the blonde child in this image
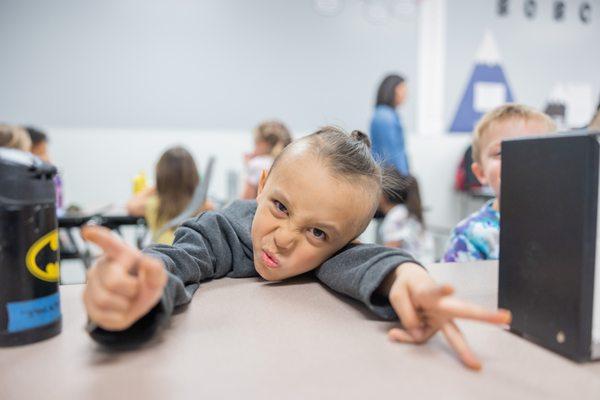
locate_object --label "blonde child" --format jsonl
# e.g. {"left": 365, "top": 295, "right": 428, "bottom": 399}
{"left": 84, "top": 127, "right": 510, "bottom": 370}
{"left": 443, "top": 104, "right": 556, "bottom": 262}
{"left": 0, "top": 124, "right": 31, "bottom": 151}
{"left": 126, "top": 146, "right": 212, "bottom": 244}
{"left": 241, "top": 120, "right": 292, "bottom": 199}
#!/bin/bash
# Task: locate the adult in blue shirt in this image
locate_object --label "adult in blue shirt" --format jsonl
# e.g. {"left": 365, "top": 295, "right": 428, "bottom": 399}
{"left": 370, "top": 74, "right": 409, "bottom": 175}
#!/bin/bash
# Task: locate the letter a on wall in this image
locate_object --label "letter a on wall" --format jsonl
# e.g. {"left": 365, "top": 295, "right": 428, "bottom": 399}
{"left": 450, "top": 30, "right": 515, "bottom": 133}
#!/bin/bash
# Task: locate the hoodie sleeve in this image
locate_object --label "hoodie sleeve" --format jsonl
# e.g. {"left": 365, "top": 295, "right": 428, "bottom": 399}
{"left": 315, "top": 243, "right": 422, "bottom": 320}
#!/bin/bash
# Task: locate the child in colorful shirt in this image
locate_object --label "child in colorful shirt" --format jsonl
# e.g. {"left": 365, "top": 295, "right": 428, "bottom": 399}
{"left": 443, "top": 104, "right": 557, "bottom": 262}
{"left": 444, "top": 200, "right": 499, "bottom": 262}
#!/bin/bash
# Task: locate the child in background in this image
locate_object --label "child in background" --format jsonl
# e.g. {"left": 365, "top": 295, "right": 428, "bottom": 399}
{"left": 84, "top": 127, "right": 510, "bottom": 370}
{"left": 591, "top": 111, "right": 600, "bottom": 131}
{"left": 241, "top": 120, "right": 292, "bottom": 199}
{"left": 443, "top": 104, "right": 557, "bottom": 262}
{"left": 379, "top": 170, "right": 434, "bottom": 263}
{"left": 0, "top": 124, "right": 31, "bottom": 151}
{"left": 126, "top": 146, "right": 213, "bottom": 245}
{"left": 589, "top": 100, "right": 600, "bottom": 131}
{"left": 25, "top": 126, "right": 65, "bottom": 215}
{"left": 26, "top": 126, "right": 50, "bottom": 162}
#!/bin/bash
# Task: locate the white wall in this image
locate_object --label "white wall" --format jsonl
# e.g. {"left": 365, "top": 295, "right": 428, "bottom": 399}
{"left": 406, "top": 133, "right": 472, "bottom": 229}
{"left": 0, "top": 0, "right": 418, "bottom": 133}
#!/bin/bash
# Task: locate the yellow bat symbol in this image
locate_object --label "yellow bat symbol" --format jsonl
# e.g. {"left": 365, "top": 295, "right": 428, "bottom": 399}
{"left": 25, "top": 229, "right": 60, "bottom": 282}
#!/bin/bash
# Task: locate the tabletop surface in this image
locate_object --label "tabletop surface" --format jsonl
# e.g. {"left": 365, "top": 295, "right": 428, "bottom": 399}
{"left": 1, "top": 261, "right": 599, "bottom": 400}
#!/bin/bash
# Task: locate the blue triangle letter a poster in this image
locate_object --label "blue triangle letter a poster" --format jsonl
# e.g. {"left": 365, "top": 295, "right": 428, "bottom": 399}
{"left": 450, "top": 30, "right": 515, "bottom": 133}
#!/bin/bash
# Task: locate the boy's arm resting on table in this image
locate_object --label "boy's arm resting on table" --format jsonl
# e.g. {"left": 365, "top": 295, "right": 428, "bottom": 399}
{"left": 88, "top": 210, "right": 255, "bottom": 346}
{"left": 315, "top": 243, "right": 422, "bottom": 320}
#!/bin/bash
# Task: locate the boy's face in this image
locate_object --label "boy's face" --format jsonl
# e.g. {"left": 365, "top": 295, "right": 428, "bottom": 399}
{"left": 251, "top": 150, "right": 374, "bottom": 281}
{"left": 472, "top": 117, "right": 551, "bottom": 200}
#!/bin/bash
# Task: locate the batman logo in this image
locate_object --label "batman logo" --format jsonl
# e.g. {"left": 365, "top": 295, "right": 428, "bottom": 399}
{"left": 25, "top": 229, "right": 60, "bottom": 282}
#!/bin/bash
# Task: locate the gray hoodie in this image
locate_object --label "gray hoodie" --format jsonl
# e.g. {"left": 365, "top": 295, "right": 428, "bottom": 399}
{"left": 89, "top": 200, "right": 419, "bottom": 346}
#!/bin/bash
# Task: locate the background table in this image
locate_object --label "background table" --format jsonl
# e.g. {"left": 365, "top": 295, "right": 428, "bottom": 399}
{"left": 1, "top": 261, "right": 599, "bottom": 399}
{"left": 58, "top": 214, "right": 145, "bottom": 230}
{"left": 59, "top": 212, "right": 147, "bottom": 269}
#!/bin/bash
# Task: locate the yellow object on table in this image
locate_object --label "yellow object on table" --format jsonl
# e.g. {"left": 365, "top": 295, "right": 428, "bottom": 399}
{"left": 132, "top": 171, "right": 147, "bottom": 194}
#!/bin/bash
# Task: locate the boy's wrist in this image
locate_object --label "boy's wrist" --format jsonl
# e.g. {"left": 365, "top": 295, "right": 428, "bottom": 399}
{"left": 377, "top": 262, "right": 425, "bottom": 297}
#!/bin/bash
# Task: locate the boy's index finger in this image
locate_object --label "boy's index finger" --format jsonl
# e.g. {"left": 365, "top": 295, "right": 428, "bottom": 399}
{"left": 81, "top": 225, "right": 138, "bottom": 262}
{"left": 436, "top": 297, "right": 512, "bottom": 325}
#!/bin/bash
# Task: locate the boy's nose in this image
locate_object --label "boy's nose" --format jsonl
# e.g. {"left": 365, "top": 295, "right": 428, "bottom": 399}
{"left": 273, "top": 226, "right": 296, "bottom": 251}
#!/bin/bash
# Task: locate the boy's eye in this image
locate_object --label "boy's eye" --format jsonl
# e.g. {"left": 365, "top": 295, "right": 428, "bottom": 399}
{"left": 310, "top": 228, "right": 327, "bottom": 241}
{"left": 273, "top": 200, "right": 288, "bottom": 215}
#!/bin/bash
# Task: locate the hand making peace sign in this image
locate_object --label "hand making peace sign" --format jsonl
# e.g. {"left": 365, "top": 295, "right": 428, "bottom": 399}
{"left": 381, "top": 263, "right": 512, "bottom": 370}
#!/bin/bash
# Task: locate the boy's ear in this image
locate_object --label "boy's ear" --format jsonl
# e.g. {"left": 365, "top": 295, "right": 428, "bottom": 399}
{"left": 471, "top": 162, "right": 487, "bottom": 185}
{"left": 257, "top": 169, "right": 269, "bottom": 196}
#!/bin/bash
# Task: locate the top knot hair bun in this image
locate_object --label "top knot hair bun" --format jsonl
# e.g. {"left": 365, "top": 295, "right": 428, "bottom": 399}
{"left": 350, "top": 130, "right": 372, "bottom": 149}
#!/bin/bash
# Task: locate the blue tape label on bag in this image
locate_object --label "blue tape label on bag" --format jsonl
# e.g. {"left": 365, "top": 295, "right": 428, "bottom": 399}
{"left": 6, "top": 292, "right": 61, "bottom": 333}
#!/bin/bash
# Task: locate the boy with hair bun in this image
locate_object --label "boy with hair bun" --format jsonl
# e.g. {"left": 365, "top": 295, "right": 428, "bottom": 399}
{"left": 443, "top": 104, "right": 557, "bottom": 262}
{"left": 83, "top": 126, "right": 510, "bottom": 370}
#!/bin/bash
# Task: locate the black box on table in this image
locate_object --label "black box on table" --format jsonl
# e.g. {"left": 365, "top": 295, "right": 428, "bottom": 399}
{"left": 499, "top": 131, "right": 600, "bottom": 362}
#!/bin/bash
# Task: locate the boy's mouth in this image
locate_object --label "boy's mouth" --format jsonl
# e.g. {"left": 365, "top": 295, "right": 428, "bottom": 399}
{"left": 261, "top": 249, "right": 280, "bottom": 269}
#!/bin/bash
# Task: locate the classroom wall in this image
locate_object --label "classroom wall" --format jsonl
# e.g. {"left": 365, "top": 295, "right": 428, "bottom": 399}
{"left": 0, "top": 0, "right": 418, "bottom": 133}
{"left": 444, "top": 0, "right": 600, "bottom": 128}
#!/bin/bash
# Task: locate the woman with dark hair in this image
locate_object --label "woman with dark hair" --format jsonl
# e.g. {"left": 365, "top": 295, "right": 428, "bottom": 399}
{"left": 370, "top": 74, "right": 409, "bottom": 175}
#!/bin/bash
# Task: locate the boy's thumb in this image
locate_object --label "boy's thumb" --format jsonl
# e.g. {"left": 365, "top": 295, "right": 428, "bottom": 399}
{"left": 141, "top": 257, "right": 167, "bottom": 289}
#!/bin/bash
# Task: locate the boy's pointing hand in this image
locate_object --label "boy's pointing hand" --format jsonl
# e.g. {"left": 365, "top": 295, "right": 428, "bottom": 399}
{"left": 81, "top": 225, "right": 167, "bottom": 331}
